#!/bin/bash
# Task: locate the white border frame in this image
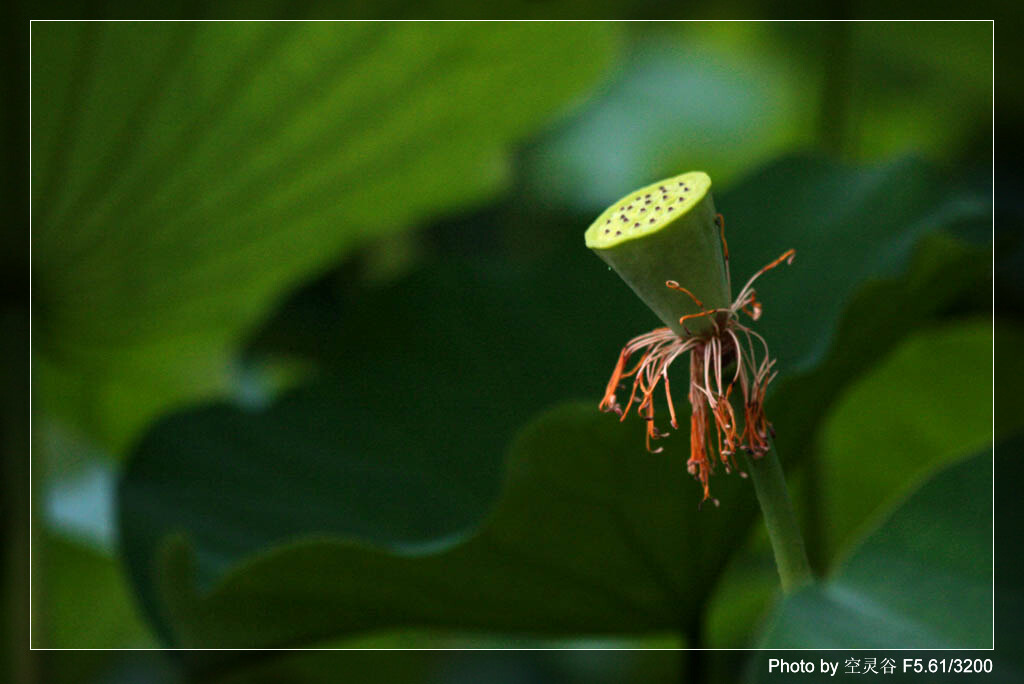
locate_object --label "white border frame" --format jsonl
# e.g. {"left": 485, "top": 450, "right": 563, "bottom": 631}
{"left": 28, "top": 18, "right": 995, "bottom": 655}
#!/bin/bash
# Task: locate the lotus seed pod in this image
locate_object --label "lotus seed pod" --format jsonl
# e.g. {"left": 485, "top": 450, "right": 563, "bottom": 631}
{"left": 584, "top": 172, "right": 731, "bottom": 337}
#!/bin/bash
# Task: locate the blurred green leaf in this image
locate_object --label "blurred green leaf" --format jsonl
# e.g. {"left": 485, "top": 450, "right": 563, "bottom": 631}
{"left": 755, "top": 448, "right": 992, "bottom": 651}
{"left": 524, "top": 27, "right": 815, "bottom": 211}
{"left": 31, "top": 21, "right": 619, "bottom": 452}
{"left": 718, "top": 157, "right": 989, "bottom": 377}
{"left": 703, "top": 537, "right": 778, "bottom": 649}
{"left": 38, "top": 534, "right": 155, "bottom": 649}
{"left": 820, "top": 319, "right": 1014, "bottom": 561}
{"left": 152, "top": 402, "right": 754, "bottom": 655}
{"left": 524, "top": 22, "right": 992, "bottom": 215}
{"left": 118, "top": 156, "right": 990, "bottom": 652}
{"left": 844, "top": 22, "right": 992, "bottom": 161}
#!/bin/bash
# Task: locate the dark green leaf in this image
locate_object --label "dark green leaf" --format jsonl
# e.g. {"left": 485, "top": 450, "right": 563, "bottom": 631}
{"left": 719, "top": 156, "right": 989, "bottom": 376}
{"left": 755, "top": 448, "right": 993, "bottom": 651}
{"left": 819, "top": 320, "right": 1016, "bottom": 560}
{"left": 149, "top": 403, "right": 757, "bottom": 654}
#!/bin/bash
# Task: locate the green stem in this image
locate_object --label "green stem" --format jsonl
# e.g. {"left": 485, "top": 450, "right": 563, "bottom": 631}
{"left": 741, "top": 442, "right": 813, "bottom": 593}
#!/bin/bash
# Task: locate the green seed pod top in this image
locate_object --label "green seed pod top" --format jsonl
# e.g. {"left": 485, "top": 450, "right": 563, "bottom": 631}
{"left": 585, "top": 171, "right": 731, "bottom": 337}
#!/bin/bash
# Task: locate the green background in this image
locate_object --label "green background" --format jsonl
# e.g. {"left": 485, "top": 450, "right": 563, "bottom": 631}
{"left": 17, "top": 17, "right": 1017, "bottom": 684}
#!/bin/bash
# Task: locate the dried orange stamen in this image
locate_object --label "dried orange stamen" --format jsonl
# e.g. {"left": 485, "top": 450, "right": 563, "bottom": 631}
{"left": 598, "top": 217, "right": 794, "bottom": 500}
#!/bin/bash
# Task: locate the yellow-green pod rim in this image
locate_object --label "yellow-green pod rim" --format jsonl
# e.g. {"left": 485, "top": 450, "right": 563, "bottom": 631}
{"left": 585, "top": 171, "right": 712, "bottom": 250}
